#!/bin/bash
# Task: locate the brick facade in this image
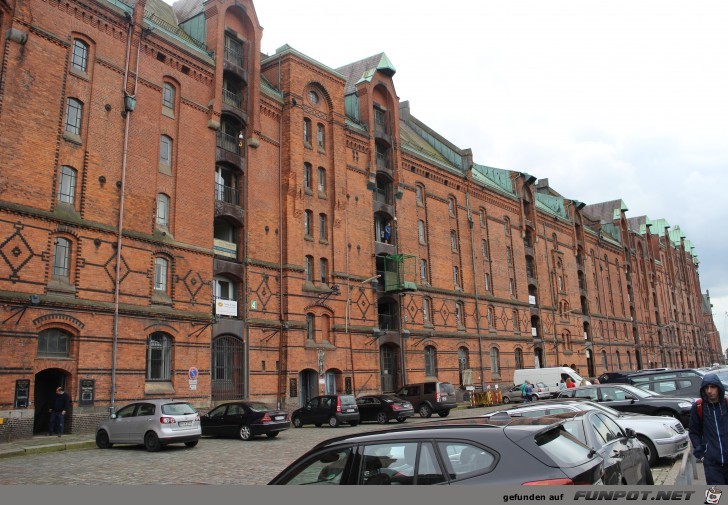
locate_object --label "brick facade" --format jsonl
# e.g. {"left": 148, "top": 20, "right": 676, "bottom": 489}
{"left": 0, "top": 0, "right": 720, "bottom": 439}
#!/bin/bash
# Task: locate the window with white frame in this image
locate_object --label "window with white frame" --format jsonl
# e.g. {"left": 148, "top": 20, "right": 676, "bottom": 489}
{"left": 418, "top": 220, "right": 426, "bottom": 244}
{"left": 160, "top": 135, "right": 172, "bottom": 167}
{"left": 146, "top": 332, "right": 172, "bottom": 380}
{"left": 156, "top": 194, "right": 170, "bottom": 227}
{"left": 71, "top": 39, "right": 89, "bottom": 72}
{"left": 65, "top": 98, "right": 83, "bottom": 135}
{"left": 490, "top": 347, "right": 500, "bottom": 375}
{"left": 154, "top": 257, "right": 168, "bottom": 293}
{"left": 213, "top": 276, "right": 235, "bottom": 301}
{"left": 57, "top": 166, "right": 77, "bottom": 204}
{"left": 52, "top": 238, "right": 71, "bottom": 279}
{"left": 162, "top": 83, "right": 175, "bottom": 109}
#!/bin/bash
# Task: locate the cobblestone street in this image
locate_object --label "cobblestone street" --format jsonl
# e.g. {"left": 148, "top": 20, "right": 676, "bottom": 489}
{"left": 0, "top": 405, "right": 687, "bottom": 485}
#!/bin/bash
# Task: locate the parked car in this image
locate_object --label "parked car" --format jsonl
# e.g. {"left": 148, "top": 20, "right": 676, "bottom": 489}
{"left": 501, "top": 382, "right": 551, "bottom": 403}
{"left": 557, "top": 384, "right": 693, "bottom": 427}
{"left": 395, "top": 381, "right": 457, "bottom": 418}
{"left": 291, "top": 395, "right": 359, "bottom": 428}
{"left": 514, "top": 366, "right": 588, "bottom": 397}
{"left": 95, "top": 399, "right": 201, "bottom": 452}
{"left": 356, "top": 395, "right": 414, "bottom": 424}
{"left": 484, "top": 398, "right": 688, "bottom": 466}
{"left": 269, "top": 416, "right": 605, "bottom": 485}
{"left": 200, "top": 401, "right": 289, "bottom": 440}
{"left": 598, "top": 369, "right": 704, "bottom": 399}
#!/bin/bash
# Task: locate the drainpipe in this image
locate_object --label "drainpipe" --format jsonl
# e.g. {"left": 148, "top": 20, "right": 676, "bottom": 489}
{"left": 111, "top": 13, "right": 137, "bottom": 415}
{"left": 276, "top": 57, "right": 286, "bottom": 409}
{"left": 465, "top": 188, "right": 485, "bottom": 391}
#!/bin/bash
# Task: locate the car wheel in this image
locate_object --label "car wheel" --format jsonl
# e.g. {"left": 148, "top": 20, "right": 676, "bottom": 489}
{"left": 266, "top": 432, "right": 279, "bottom": 439}
{"left": 328, "top": 416, "right": 340, "bottom": 428}
{"left": 419, "top": 404, "right": 433, "bottom": 418}
{"left": 292, "top": 417, "right": 302, "bottom": 428}
{"left": 396, "top": 417, "right": 407, "bottom": 423}
{"left": 530, "top": 395, "right": 538, "bottom": 402}
{"left": 376, "top": 412, "right": 389, "bottom": 424}
{"left": 95, "top": 430, "right": 113, "bottom": 449}
{"left": 502, "top": 396, "right": 511, "bottom": 404}
{"left": 184, "top": 440, "right": 199, "bottom": 448}
{"left": 144, "top": 431, "right": 161, "bottom": 452}
{"left": 437, "top": 409, "right": 450, "bottom": 418}
{"left": 637, "top": 435, "right": 658, "bottom": 467}
{"left": 239, "top": 425, "right": 252, "bottom": 441}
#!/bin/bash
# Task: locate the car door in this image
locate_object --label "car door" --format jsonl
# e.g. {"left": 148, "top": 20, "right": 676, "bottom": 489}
{"left": 588, "top": 413, "right": 628, "bottom": 485}
{"left": 356, "top": 397, "right": 374, "bottom": 422}
{"left": 600, "top": 386, "right": 644, "bottom": 415}
{"left": 317, "top": 396, "right": 334, "bottom": 423}
{"left": 125, "top": 402, "right": 156, "bottom": 443}
{"left": 597, "top": 413, "right": 645, "bottom": 484}
{"left": 109, "top": 403, "right": 138, "bottom": 443}
{"left": 202, "top": 404, "right": 227, "bottom": 436}
{"left": 223, "top": 403, "right": 247, "bottom": 436}
{"left": 300, "top": 397, "right": 320, "bottom": 424}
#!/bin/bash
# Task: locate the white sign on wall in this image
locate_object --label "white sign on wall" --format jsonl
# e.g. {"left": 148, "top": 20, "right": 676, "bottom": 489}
{"left": 215, "top": 299, "right": 238, "bottom": 317}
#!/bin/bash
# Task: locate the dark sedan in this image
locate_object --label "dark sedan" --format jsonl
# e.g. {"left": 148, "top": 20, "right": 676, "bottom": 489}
{"left": 539, "top": 411, "right": 653, "bottom": 485}
{"left": 557, "top": 384, "right": 693, "bottom": 427}
{"left": 200, "top": 401, "right": 289, "bottom": 441}
{"left": 356, "top": 395, "right": 414, "bottom": 424}
{"left": 269, "top": 416, "right": 605, "bottom": 485}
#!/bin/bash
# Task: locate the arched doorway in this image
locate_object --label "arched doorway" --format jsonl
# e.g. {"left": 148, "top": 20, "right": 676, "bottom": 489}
{"left": 380, "top": 344, "right": 400, "bottom": 392}
{"left": 34, "top": 368, "right": 70, "bottom": 434}
{"left": 534, "top": 347, "right": 543, "bottom": 368}
{"left": 324, "top": 368, "right": 342, "bottom": 395}
{"left": 211, "top": 335, "right": 245, "bottom": 401}
{"left": 299, "top": 369, "right": 318, "bottom": 406}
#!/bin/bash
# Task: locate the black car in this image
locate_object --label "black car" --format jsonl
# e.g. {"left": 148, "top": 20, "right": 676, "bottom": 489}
{"left": 291, "top": 395, "right": 360, "bottom": 428}
{"left": 200, "top": 401, "right": 290, "bottom": 440}
{"left": 395, "top": 381, "right": 457, "bottom": 418}
{"left": 269, "top": 416, "right": 605, "bottom": 485}
{"left": 532, "top": 411, "right": 652, "bottom": 485}
{"left": 356, "top": 395, "right": 414, "bottom": 424}
{"left": 557, "top": 384, "right": 693, "bottom": 427}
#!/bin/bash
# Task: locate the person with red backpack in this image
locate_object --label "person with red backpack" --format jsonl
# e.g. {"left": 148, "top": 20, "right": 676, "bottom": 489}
{"left": 688, "top": 373, "right": 728, "bottom": 484}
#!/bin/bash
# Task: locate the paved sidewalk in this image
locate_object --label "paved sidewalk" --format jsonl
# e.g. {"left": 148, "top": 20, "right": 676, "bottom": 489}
{"left": 0, "top": 434, "right": 97, "bottom": 460}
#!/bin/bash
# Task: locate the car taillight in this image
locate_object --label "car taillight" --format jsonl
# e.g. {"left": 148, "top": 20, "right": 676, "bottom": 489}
{"left": 523, "top": 479, "right": 574, "bottom": 485}
{"left": 160, "top": 416, "right": 176, "bottom": 424}
{"left": 392, "top": 404, "right": 402, "bottom": 411}
{"left": 261, "top": 413, "right": 271, "bottom": 422}
{"left": 436, "top": 391, "right": 441, "bottom": 402}
{"left": 538, "top": 387, "right": 542, "bottom": 392}
{"left": 336, "top": 397, "right": 342, "bottom": 413}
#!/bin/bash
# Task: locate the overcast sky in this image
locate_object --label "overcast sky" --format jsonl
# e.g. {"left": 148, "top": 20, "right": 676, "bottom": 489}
{"left": 205, "top": 0, "right": 728, "bottom": 351}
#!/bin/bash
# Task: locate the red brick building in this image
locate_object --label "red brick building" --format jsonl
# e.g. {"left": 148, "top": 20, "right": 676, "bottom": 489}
{"left": 0, "top": 0, "right": 720, "bottom": 439}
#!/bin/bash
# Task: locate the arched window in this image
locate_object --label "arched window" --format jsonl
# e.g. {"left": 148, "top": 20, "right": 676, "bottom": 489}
{"left": 450, "top": 230, "right": 458, "bottom": 251}
{"left": 448, "top": 197, "right": 455, "bottom": 216}
{"left": 479, "top": 208, "right": 487, "bottom": 227}
{"left": 453, "top": 266, "right": 460, "bottom": 288}
{"left": 515, "top": 348, "right": 524, "bottom": 369}
{"left": 71, "top": 39, "right": 89, "bottom": 72}
{"left": 319, "top": 213, "right": 328, "bottom": 241}
{"left": 487, "top": 306, "right": 495, "bottom": 328}
{"left": 303, "top": 118, "right": 312, "bottom": 144}
{"left": 490, "top": 347, "right": 500, "bottom": 375}
{"left": 481, "top": 239, "right": 489, "bottom": 259}
{"left": 303, "top": 163, "right": 312, "bottom": 190}
{"left": 316, "top": 123, "right": 325, "bottom": 149}
{"left": 563, "top": 330, "right": 572, "bottom": 350}
{"left": 154, "top": 257, "right": 169, "bottom": 293}
{"left": 423, "top": 297, "right": 432, "bottom": 325}
{"left": 484, "top": 272, "right": 491, "bottom": 292}
{"left": 65, "top": 98, "right": 83, "bottom": 135}
{"left": 458, "top": 347, "right": 470, "bottom": 384}
{"left": 213, "top": 275, "right": 236, "bottom": 301}
{"left": 304, "top": 210, "right": 313, "bottom": 237}
{"left": 418, "top": 220, "right": 426, "bottom": 244}
{"left": 512, "top": 310, "right": 520, "bottom": 332}
{"left": 415, "top": 185, "right": 424, "bottom": 204}
{"left": 424, "top": 346, "right": 437, "bottom": 377}
{"left": 317, "top": 167, "right": 326, "bottom": 194}
{"left": 456, "top": 301, "right": 465, "bottom": 327}
{"left": 504, "top": 217, "right": 511, "bottom": 236}
{"left": 52, "top": 237, "right": 72, "bottom": 280}
{"left": 162, "top": 82, "right": 175, "bottom": 109}
{"left": 38, "top": 328, "right": 71, "bottom": 357}
{"left": 601, "top": 350, "right": 608, "bottom": 371}
{"left": 159, "top": 135, "right": 172, "bottom": 167}
{"left": 319, "top": 258, "right": 328, "bottom": 284}
{"left": 306, "top": 313, "right": 315, "bottom": 340}
{"left": 156, "top": 193, "right": 170, "bottom": 227}
{"left": 615, "top": 351, "right": 621, "bottom": 369}
{"left": 419, "top": 259, "right": 428, "bottom": 282}
{"left": 57, "top": 166, "right": 77, "bottom": 205}
{"left": 146, "top": 332, "right": 172, "bottom": 380}
{"left": 305, "top": 255, "right": 314, "bottom": 282}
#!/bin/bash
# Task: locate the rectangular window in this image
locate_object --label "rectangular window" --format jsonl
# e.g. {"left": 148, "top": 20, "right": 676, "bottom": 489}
{"left": 154, "top": 258, "right": 168, "bottom": 292}
{"left": 157, "top": 194, "right": 170, "bottom": 227}
{"left": 65, "top": 98, "right": 82, "bottom": 135}
{"left": 320, "top": 258, "right": 328, "bottom": 284}
{"left": 303, "top": 118, "right": 312, "bottom": 144}
{"left": 52, "top": 238, "right": 71, "bottom": 279}
{"left": 304, "top": 163, "right": 312, "bottom": 190}
{"left": 305, "top": 256, "right": 313, "bottom": 282}
{"left": 71, "top": 40, "right": 88, "bottom": 72}
{"left": 418, "top": 220, "right": 426, "bottom": 244}
{"left": 317, "top": 123, "right": 325, "bottom": 149}
{"left": 57, "top": 166, "right": 77, "bottom": 204}
{"left": 160, "top": 136, "right": 172, "bottom": 165}
{"left": 317, "top": 167, "right": 326, "bottom": 193}
{"left": 453, "top": 266, "right": 460, "bottom": 287}
{"left": 162, "top": 83, "right": 175, "bottom": 109}
{"left": 319, "top": 214, "right": 327, "bottom": 241}
{"left": 420, "top": 259, "right": 428, "bottom": 281}
{"left": 304, "top": 211, "right": 312, "bottom": 237}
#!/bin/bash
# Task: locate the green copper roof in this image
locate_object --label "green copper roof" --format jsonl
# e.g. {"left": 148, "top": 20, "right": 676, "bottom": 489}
{"left": 535, "top": 192, "right": 569, "bottom": 221}
{"left": 668, "top": 226, "right": 685, "bottom": 248}
{"left": 601, "top": 223, "right": 622, "bottom": 244}
{"left": 472, "top": 164, "right": 515, "bottom": 196}
{"left": 645, "top": 217, "right": 671, "bottom": 235}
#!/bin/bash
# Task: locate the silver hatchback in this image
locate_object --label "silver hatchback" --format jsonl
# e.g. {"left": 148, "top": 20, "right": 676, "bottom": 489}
{"left": 96, "top": 399, "right": 201, "bottom": 452}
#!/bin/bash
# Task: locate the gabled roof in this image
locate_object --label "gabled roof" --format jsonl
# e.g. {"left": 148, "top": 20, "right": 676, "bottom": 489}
{"left": 583, "top": 199, "right": 628, "bottom": 223}
{"left": 535, "top": 192, "right": 568, "bottom": 221}
{"left": 172, "top": 0, "right": 202, "bottom": 23}
{"left": 147, "top": 0, "right": 179, "bottom": 26}
{"left": 337, "top": 53, "right": 396, "bottom": 95}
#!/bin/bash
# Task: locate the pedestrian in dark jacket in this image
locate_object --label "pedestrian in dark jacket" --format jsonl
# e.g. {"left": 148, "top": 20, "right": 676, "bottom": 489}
{"left": 688, "top": 373, "right": 728, "bottom": 484}
{"left": 48, "top": 386, "right": 70, "bottom": 437}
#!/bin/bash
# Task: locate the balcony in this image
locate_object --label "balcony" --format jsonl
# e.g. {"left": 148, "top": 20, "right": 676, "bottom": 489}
{"left": 217, "top": 131, "right": 240, "bottom": 155}
{"left": 524, "top": 244, "right": 534, "bottom": 256}
{"left": 374, "top": 122, "right": 391, "bottom": 145}
{"left": 376, "top": 153, "right": 393, "bottom": 177}
{"left": 214, "top": 184, "right": 244, "bottom": 222}
{"left": 216, "top": 183, "right": 239, "bottom": 205}
{"left": 213, "top": 238, "right": 237, "bottom": 259}
{"left": 223, "top": 45, "right": 248, "bottom": 84}
{"left": 222, "top": 88, "right": 242, "bottom": 110}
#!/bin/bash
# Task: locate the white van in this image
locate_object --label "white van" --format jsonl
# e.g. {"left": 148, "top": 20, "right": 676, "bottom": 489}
{"left": 512, "top": 367, "right": 589, "bottom": 397}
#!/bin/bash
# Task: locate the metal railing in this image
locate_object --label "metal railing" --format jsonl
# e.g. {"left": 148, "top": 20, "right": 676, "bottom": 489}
{"left": 222, "top": 88, "right": 242, "bottom": 109}
{"left": 215, "top": 183, "right": 239, "bottom": 205}
{"left": 674, "top": 446, "right": 700, "bottom": 485}
{"left": 224, "top": 45, "right": 244, "bottom": 68}
{"left": 216, "top": 131, "right": 240, "bottom": 155}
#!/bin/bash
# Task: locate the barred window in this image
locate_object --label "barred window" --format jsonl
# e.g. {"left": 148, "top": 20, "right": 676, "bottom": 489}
{"left": 154, "top": 257, "right": 168, "bottom": 292}
{"left": 146, "top": 332, "right": 172, "bottom": 380}
{"left": 57, "top": 166, "right": 77, "bottom": 204}
{"left": 65, "top": 98, "right": 83, "bottom": 135}
{"left": 38, "top": 328, "right": 71, "bottom": 357}
{"left": 52, "top": 238, "right": 71, "bottom": 279}
{"left": 71, "top": 39, "right": 89, "bottom": 72}
{"left": 157, "top": 194, "right": 170, "bottom": 227}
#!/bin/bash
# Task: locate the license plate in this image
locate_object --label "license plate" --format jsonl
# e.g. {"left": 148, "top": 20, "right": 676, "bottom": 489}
{"left": 275, "top": 416, "right": 285, "bottom": 421}
{"left": 441, "top": 396, "right": 447, "bottom": 401}
{"left": 178, "top": 420, "right": 193, "bottom": 427}
{"left": 346, "top": 408, "right": 355, "bottom": 413}
{"left": 404, "top": 404, "right": 412, "bottom": 409}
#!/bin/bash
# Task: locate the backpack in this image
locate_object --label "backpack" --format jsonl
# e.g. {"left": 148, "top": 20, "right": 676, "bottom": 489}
{"left": 696, "top": 397, "right": 728, "bottom": 421}
{"left": 520, "top": 383, "right": 527, "bottom": 397}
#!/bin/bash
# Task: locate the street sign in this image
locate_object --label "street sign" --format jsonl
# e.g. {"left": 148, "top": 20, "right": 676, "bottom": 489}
{"left": 188, "top": 367, "right": 199, "bottom": 380}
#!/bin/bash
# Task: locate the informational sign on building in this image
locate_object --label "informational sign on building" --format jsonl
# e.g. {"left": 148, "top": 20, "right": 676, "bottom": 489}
{"left": 215, "top": 299, "right": 238, "bottom": 317}
{"left": 14, "top": 379, "right": 30, "bottom": 408}
{"left": 79, "top": 379, "right": 95, "bottom": 406}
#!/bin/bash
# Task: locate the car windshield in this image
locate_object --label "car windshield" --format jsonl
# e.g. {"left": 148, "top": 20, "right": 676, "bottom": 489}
{"left": 340, "top": 396, "right": 356, "bottom": 406}
{"left": 617, "top": 385, "right": 656, "bottom": 398}
{"left": 161, "top": 402, "right": 196, "bottom": 415}
{"left": 380, "top": 396, "right": 402, "bottom": 403}
{"left": 247, "top": 402, "right": 272, "bottom": 412}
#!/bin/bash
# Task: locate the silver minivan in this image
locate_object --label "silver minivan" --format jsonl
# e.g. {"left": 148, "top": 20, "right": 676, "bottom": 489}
{"left": 95, "top": 399, "right": 201, "bottom": 452}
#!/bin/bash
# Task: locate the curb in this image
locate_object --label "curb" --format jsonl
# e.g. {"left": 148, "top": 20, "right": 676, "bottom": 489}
{"left": 0, "top": 439, "right": 96, "bottom": 460}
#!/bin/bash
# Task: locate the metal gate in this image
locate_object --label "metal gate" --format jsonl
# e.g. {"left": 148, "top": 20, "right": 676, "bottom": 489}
{"left": 211, "top": 335, "right": 245, "bottom": 401}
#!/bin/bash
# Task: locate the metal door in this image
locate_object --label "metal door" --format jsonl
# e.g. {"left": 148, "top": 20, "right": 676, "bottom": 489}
{"left": 211, "top": 335, "right": 245, "bottom": 401}
{"left": 380, "top": 345, "right": 399, "bottom": 392}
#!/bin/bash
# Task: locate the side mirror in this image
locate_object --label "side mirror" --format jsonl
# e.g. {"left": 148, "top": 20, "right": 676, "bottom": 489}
{"left": 625, "top": 394, "right": 636, "bottom": 401}
{"left": 625, "top": 428, "right": 636, "bottom": 439}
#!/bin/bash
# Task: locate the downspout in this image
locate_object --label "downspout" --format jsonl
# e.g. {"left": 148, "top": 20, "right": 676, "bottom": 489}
{"left": 111, "top": 13, "right": 136, "bottom": 414}
{"left": 465, "top": 188, "right": 485, "bottom": 391}
{"left": 542, "top": 223, "right": 559, "bottom": 368}
{"left": 276, "top": 57, "right": 286, "bottom": 408}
